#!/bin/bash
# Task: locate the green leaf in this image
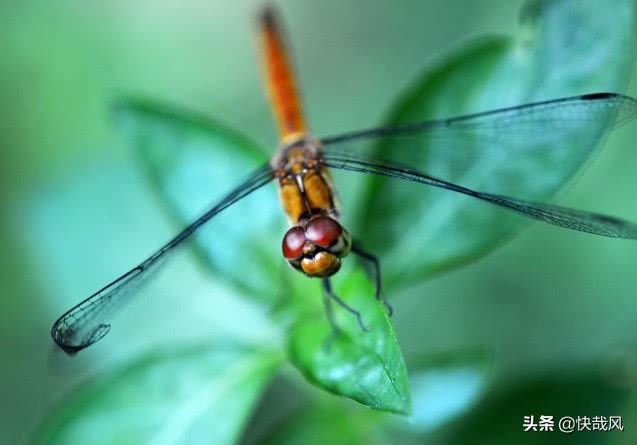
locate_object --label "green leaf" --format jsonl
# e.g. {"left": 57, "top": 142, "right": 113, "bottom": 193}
{"left": 114, "top": 98, "right": 286, "bottom": 301}
{"left": 288, "top": 270, "right": 411, "bottom": 414}
{"left": 356, "top": 0, "right": 636, "bottom": 287}
{"left": 33, "top": 344, "right": 283, "bottom": 445}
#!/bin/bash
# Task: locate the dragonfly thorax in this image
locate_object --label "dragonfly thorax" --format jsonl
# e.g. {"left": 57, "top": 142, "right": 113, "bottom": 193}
{"left": 282, "top": 215, "right": 352, "bottom": 277}
{"left": 271, "top": 136, "right": 321, "bottom": 173}
{"left": 274, "top": 138, "right": 340, "bottom": 220}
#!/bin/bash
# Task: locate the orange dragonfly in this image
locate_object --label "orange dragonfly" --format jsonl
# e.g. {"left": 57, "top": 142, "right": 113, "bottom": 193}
{"left": 52, "top": 6, "right": 637, "bottom": 354}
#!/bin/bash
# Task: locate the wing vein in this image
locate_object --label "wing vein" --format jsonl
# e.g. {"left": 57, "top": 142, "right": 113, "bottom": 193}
{"left": 51, "top": 164, "right": 275, "bottom": 355}
{"left": 323, "top": 155, "right": 637, "bottom": 239}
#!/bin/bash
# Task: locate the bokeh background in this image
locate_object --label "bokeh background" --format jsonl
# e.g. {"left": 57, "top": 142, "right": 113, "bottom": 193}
{"left": 1, "top": 0, "right": 636, "bottom": 444}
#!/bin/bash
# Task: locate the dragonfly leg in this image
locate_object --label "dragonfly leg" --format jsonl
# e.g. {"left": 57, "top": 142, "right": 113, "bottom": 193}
{"left": 322, "top": 278, "right": 369, "bottom": 332}
{"left": 351, "top": 241, "right": 393, "bottom": 316}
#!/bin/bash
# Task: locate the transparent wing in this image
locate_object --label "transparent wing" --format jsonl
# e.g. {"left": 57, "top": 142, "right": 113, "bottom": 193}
{"left": 322, "top": 93, "right": 637, "bottom": 204}
{"left": 51, "top": 165, "right": 275, "bottom": 355}
{"left": 322, "top": 93, "right": 637, "bottom": 172}
{"left": 323, "top": 155, "right": 637, "bottom": 239}
{"left": 117, "top": 97, "right": 285, "bottom": 302}
{"left": 318, "top": 93, "right": 637, "bottom": 284}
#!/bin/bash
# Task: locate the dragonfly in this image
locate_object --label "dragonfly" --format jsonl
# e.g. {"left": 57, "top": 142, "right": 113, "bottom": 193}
{"left": 52, "top": 6, "right": 637, "bottom": 355}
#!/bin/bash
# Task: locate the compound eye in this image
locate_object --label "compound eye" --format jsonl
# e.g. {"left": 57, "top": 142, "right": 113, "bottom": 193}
{"left": 282, "top": 226, "right": 306, "bottom": 259}
{"left": 306, "top": 216, "right": 342, "bottom": 248}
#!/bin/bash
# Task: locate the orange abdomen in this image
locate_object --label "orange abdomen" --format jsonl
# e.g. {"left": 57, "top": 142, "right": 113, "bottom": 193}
{"left": 260, "top": 7, "right": 306, "bottom": 143}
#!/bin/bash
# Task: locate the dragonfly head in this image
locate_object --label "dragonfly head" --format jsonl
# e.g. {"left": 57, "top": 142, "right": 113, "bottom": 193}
{"left": 282, "top": 215, "right": 351, "bottom": 277}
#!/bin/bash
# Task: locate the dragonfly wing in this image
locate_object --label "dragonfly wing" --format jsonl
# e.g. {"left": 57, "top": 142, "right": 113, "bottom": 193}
{"left": 323, "top": 93, "right": 637, "bottom": 197}
{"left": 319, "top": 93, "right": 637, "bottom": 284}
{"left": 116, "top": 99, "right": 285, "bottom": 301}
{"left": 323, "top": 93, "right": 637, "bottom": 145}
{"left": 324, "top": 155, "right": 637, "bottom": 239}
{"left": 322, "top": 94, "right": 637, "bottom": 193}
{"left": 51, "top": 165, "right": 275, "bottom": 355}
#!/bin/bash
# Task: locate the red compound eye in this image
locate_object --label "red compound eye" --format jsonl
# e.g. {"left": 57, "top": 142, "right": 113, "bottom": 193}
{"left": 282, "top": 226, "right": 306, "bottom": 259}
{"left": 306, "top": 216, "right": 342, "bottom": 247}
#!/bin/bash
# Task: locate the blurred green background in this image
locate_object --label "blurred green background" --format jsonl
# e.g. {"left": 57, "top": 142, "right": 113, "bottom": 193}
{"left": 1, "top": 0, "right": 637, "bottom": 444}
